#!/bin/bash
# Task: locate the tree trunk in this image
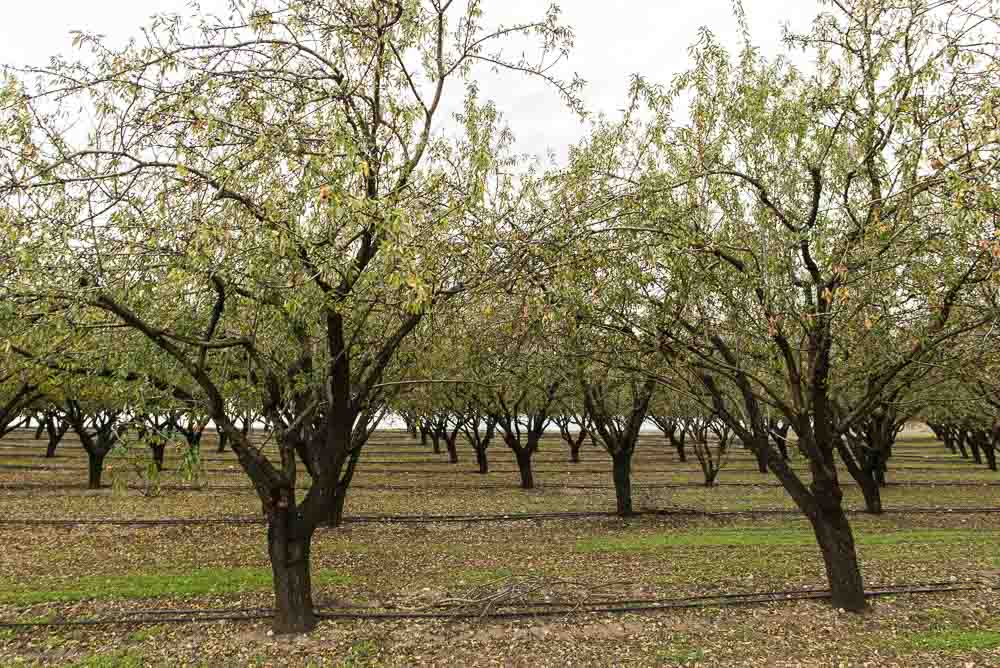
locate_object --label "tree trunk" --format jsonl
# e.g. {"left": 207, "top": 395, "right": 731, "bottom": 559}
{"left": 445, "top": 436, "right": 458, "bottom": 464}
{"left": 569, "top": 442, "right": 581, "bottom": 463}
{"left": 808, "top": 504, "right": 867, "bottom": 612}
{"left": 956, "top": 432, "right": 969, "bottom": 458}
{"left": 612, "top": 450, "right": 634, "bottom": 516}
{"left": 857, "top": 474, "right": 883, "bottom": 514}
{"left": 267, "top": 511, "right": 316, "bottom": 634}
{"left": 968, "top": 436, "right": 982, "bottom": 465}
{"left": 754, "top": 446, "right": 768, "bottom": 474}
{"left": 87, "top": 450, "right": 105, "bottom": 489}
{"left": 475, "top": 447, "right": 489, "bottom": 474}
{"left": 150, "top": 442, "right": 166, "bottom": 472}
{"left": 216, "top": 430, "right": 228, "bottom": 453}
{"left": 515, "top": 449, "right": 534, "bottom": 489}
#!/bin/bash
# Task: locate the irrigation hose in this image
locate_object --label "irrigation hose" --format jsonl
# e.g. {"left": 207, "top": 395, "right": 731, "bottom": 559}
{"left": 0, "top": 582, "right": 980, "bottom": 629}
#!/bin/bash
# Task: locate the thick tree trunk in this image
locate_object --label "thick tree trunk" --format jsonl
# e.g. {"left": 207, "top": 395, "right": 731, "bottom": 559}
{"left": 515, "top": 449, "right": 534, "bottom": 490}
{"left": 87, "top": 450, "right": 105, "bottom": 489}
{"left": 808, "top": 504, "right": 867, "bottom": 612}
{"left": 475, "top": 447, "right": 489, "bottom": 474}
{"left": 569, "top": 443, "right": 581, "bottom": 463}
{"left": 267, "top": 511, "right": 316, "bottom": 634}
{"left": 612, "top": 450, "right": 634, "bottom": 516}
{"left": 150, "top": 442, "right": 166, "bottom": 472}
{"left": 445, "top": 437, "right": 458, "bottom": 464}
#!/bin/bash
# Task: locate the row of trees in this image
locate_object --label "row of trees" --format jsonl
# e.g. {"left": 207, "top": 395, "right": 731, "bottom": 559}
{"left": 2, "top": 0, "right": 999, "bottom": 634}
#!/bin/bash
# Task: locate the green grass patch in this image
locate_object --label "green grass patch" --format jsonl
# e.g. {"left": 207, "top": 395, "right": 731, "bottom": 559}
{"left": 576, "top": 528, "right": 999, "bottom": 553}
{"left": 896, "top": 629, "right": 1000, "bottom": 653}
{"left": 656, "top": 642, "right": 705, "bottom": 665}
{"left": 0, "top": 567, "right": 351, "bottom": 605}
{"left": 342, "top": 639, "right": 380, "bottom": 667}
{"left": 67, "top": 652, "right": 146, "bottom": 668}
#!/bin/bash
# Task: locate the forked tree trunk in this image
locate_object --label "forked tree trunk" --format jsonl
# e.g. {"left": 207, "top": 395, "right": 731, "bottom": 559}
{"left": 267, "top": 509, "right": 316, "bottom": 634}
{"left": 44, "top": 419, "right": 67, "bottom": 458}
{"left": 86, "top": 450, "right": 106, "bottom": 489}
{"left": 475, "top": 447, "right": 489, "bottom": 474}
{"left": 808, "top": 503, "right": 867, "bottom": 611}
{"left": 569, "top": 442, "right": 581, "bottom": 463}
{"left": 611, "top": 450, "right": 634, "bottom": 516}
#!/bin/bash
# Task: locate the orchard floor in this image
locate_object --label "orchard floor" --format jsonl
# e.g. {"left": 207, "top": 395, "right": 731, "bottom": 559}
{"left": 1, "top": 428, "right": 999, "bottom": 667}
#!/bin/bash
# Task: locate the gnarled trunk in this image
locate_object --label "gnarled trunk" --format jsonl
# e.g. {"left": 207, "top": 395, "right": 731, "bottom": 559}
{"left": 475, "top": 447, "right": 489, "bottom": 474}
{"left": 808, "top": 502, "right": 867, "bottom": 611}
{"left": 267, "top": 509, "right": 316, "bottom": 634}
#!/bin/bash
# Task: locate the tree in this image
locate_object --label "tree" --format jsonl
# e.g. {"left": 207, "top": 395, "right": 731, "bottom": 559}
{"left": 1, "top": 0, "right": 580, "bottom": 634}
{"left": 554, "top": 0, "right": 1000, "bottom": 611}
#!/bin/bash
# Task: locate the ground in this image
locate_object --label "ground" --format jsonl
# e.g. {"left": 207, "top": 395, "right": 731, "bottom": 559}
{"left": 1, "top": 428, "right": 998, "bottom": 666}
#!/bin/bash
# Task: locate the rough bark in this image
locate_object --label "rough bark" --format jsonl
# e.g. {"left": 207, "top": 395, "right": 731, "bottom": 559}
{"left": 808, "top": 502, "right": 867, "bottom": 611}
{"left": 267, "top": 509, "right": 316, "bottom": 634}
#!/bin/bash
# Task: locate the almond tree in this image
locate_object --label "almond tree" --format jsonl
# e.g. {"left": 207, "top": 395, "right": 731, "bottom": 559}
{"left": 557, "top": 0, "right": 1000, "bottom": 611}
{"left": 1, "top": 0, "right": 580, "bottom": 633}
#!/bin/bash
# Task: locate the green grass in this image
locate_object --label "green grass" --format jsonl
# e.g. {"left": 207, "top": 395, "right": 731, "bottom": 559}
{"left": 896, "top": 629, "right": 1000, "bottom": 652}
{"left": 0, "top": 567, "right": 351, "bottom": 605}
{"left": 576, "top": 527, "right": 999, "bottom": 552}
{"left": 655, "top": 642, "right": 705, "bottom": 665}
{"left": 67, "top": 652, "right": 145, "bottom": 668}
{"left": 342, "top": 639, "right": 380, "bottom": 667}
{"left": 455, "top": 567, "right": 516, "bottom": 584}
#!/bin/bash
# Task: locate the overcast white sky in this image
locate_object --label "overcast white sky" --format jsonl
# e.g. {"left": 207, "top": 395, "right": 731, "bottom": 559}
{"left": 0, "top": 1, "right": 821, "bottom": 159}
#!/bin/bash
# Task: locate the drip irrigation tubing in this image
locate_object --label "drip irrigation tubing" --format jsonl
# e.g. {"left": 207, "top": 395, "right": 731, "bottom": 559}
{"left": 0, "top": 581, "right": 980, "bottom": 628}
{"left": 1, "top": 463, "right": 992, "bottom": 476}
{"left": 3, "top": 505, "right": 1000, "bottom": 529}
{"left": 2, "top": 480, "right": 1000, "bottom": 493}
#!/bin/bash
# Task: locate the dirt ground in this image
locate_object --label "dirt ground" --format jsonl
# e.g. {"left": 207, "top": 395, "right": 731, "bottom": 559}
{"left": 1, "top": 429, "right": 999, "bottom": 666}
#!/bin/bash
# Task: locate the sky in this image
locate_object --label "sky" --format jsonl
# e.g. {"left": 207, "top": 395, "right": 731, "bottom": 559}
{"left": 0, "top": 1, "right": 822, "bottom": 160}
